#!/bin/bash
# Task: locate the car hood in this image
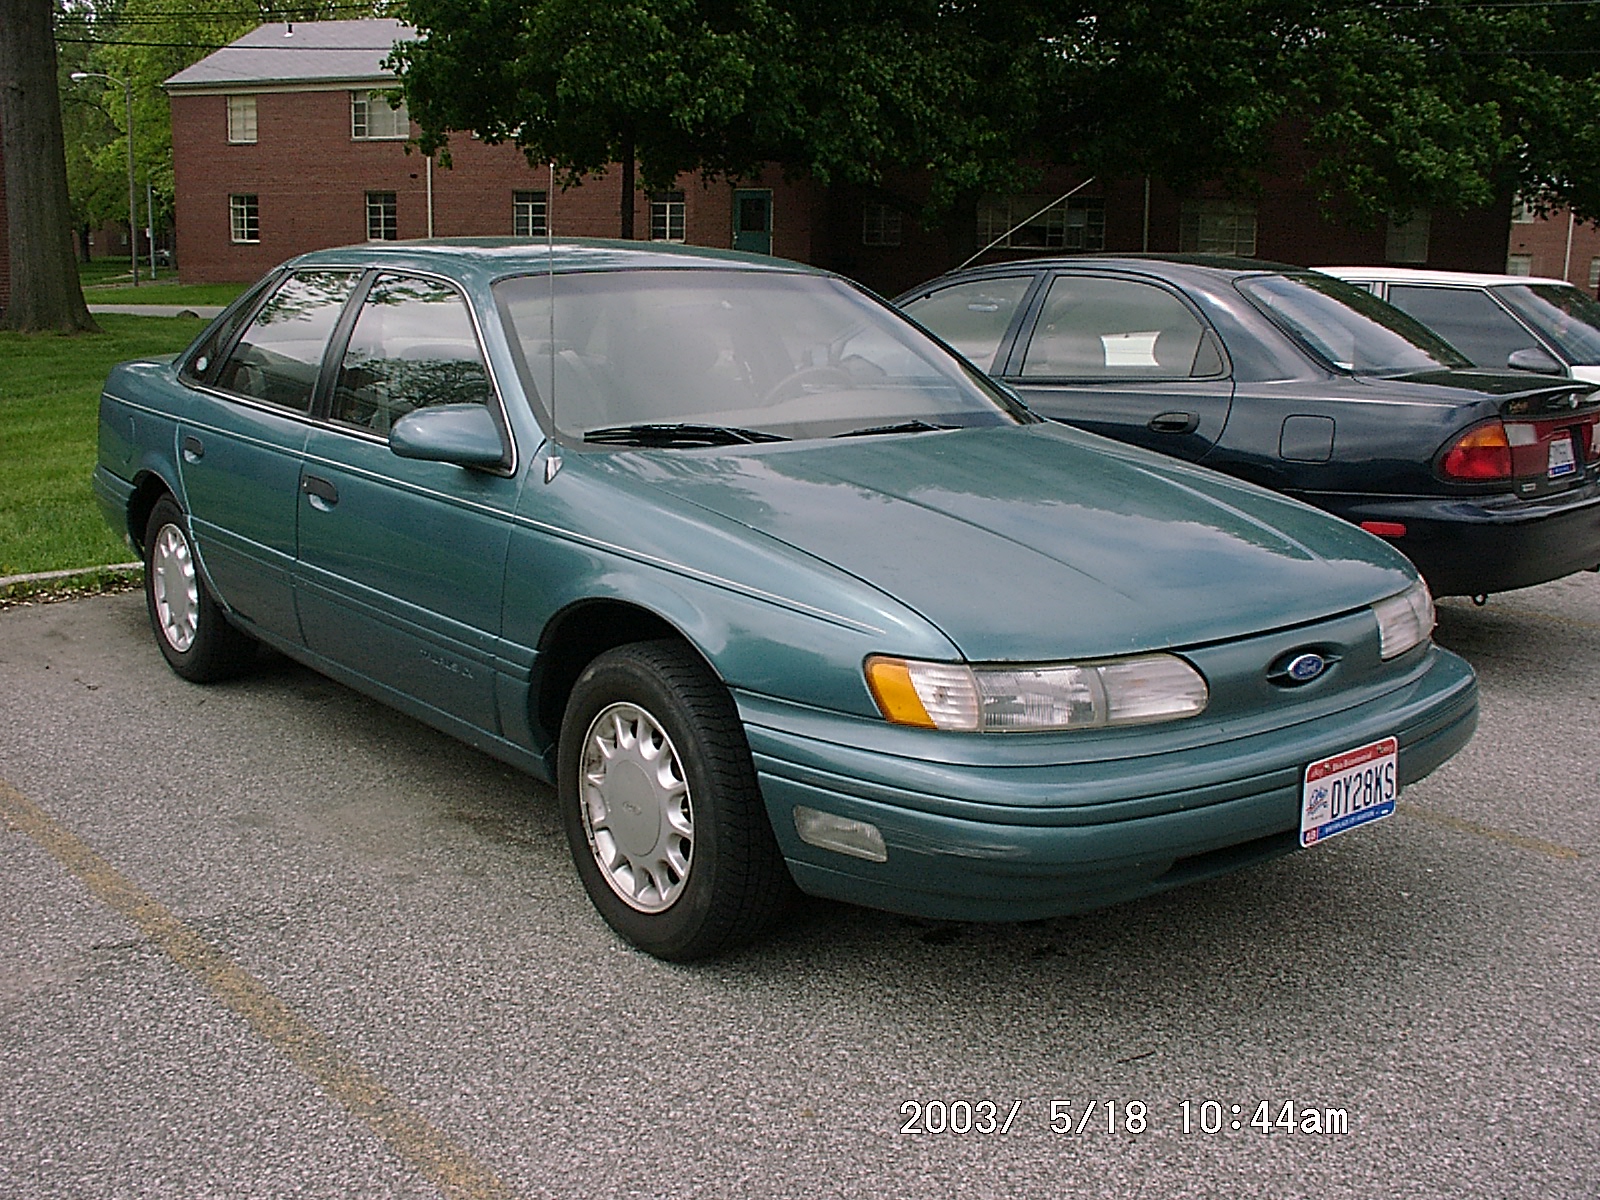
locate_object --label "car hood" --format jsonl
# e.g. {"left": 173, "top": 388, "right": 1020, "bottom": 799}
{"left": 602, "top": 423, "right": 1415, "bottom": 661}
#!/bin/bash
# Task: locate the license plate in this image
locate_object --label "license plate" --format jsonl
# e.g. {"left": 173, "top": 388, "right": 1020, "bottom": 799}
{"left": 1300, "top": 736, "right": 1398, "bottom": 847}
{"left": 1549, "top": 432, "right": 1578, "bottom": 479}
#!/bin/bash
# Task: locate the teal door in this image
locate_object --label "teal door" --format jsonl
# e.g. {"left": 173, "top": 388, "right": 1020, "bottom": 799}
{"left": 733, "top": 190, "right": 772, "bottom": 255}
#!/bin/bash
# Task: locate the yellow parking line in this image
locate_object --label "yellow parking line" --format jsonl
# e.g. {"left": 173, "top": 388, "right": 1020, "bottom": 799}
{"left": 0, "top": 778, "right": 523, "bottom": 1200}
{"left": 1396, "top": 801, "right": 1582, "bottom": 862}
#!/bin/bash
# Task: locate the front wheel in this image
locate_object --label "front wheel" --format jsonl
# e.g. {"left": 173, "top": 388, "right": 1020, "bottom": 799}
{"left": 143, "top": 496, "right": 255, "bottom": 682}
{"left": 559, "top": 640, "right": 791, "bottom": 960}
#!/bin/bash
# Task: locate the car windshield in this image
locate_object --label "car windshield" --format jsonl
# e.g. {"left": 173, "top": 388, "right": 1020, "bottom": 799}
{"left": 1240, "top": 273, "right": 1471, "bottom": 375}
{"left": 1497, "top": 283, "right": 1600, "bottom": 365}
{"left": 494, "top": 269, "right": 1029, "bottom": 444}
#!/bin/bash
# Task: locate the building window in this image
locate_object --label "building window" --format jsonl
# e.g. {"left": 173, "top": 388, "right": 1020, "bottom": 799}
{"left": 1386, "top": 212, "right": 1431, "bottom": 263}
{"left": 1589, "top": 257, "right": 1600, "bottom": 290}
{"left": 513, "top": 190, "right": 548, "bottom": 238}
{"left": 366, "top": 192, "right": 397, "bottom": 241}
{"left": 229, "top": 194, "right": 259, "bottom": 243}
{"left": 1507, "top": 253, "right": 1534, "bottom": 276}
{"left": 977, "top": 195, "right": 1105, "bottom": 251}
{"left": 1179, "top": 200, "right": 1257, "bottom": 256}
{"left": 862, "top": 203, "right": 903, "bottom": 247}
{"left": 651, "top": 192, "right": 685, "bottom": 242}
{"left": 351, "top": 91, "right": 409, "bottom": 140}
{"left": 1511, "top": 195, "right": 1538, "bottom": 224}
{"left": 227, "top": 95, "right": 257, "bottom": 144}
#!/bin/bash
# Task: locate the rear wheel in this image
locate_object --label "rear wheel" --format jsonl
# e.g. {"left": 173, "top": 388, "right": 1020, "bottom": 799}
{"left": 143, "top": 496, "right": 255, "bottom": 682}
{"left": 559, "top": 640, "right": 791, "bottom": 960}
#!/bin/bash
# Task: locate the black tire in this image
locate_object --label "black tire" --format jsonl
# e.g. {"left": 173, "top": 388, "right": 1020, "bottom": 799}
{"left": 142, "top": 495, "right": 255, "bottom": 683}
{"left": 559, "top": 640, "right": 792, "bottom": 960}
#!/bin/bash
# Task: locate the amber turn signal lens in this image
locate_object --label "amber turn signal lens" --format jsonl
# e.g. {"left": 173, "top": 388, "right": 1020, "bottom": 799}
{"left": 1439, "top": 421, "right": 1512, "bottom": 482}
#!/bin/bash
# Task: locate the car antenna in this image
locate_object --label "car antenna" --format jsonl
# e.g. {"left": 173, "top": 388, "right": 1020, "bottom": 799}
{"left": 544, "top": 160, "right": 562, "bottom": 484}
{"left": 955, "top": 178, "right": 1096, "bottom": 271}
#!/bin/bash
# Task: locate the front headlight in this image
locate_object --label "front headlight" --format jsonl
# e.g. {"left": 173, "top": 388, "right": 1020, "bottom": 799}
{"left": 865, "top": 653, "right": 1208, "bottom": 732}
{"left": 1372, "top": 580, "right": 1435, "bottom": 660}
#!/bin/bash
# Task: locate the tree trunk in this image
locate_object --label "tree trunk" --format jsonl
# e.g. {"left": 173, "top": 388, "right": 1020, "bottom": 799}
{"left": 0, "top": 0, "right": 99, "bottom": 333}
{"left": 620, "top": 126, "right": 635, "bottom": 240}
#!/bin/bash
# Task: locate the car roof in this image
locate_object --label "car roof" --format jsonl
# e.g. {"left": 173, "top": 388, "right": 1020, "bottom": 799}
{"left": 905, "top": 253, "right": 1307, "bottom": 292}
{"left": 1314, "top": 265, "right": 1573, "bottom": 289}
{"left": 284, "top": 237, "right": 820, "bottom": 281}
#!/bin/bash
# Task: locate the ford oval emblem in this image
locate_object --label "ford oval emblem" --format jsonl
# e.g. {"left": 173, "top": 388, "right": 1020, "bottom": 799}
{"left": 1286, "top": 652, "right": 1327, "bottom": 683}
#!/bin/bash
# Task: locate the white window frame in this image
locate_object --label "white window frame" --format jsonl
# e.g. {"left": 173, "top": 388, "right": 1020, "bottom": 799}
{"left": 862, "top": 202, "right": 903, "bottom": 247}
{"left": 1507, "top": 253, "right": 1534, "bottom": 276}
{"left": 650, "top": 192, "right": 686, "bottom": 243}
{"left": 229, "top": 194, "right": 259, "bottom": 244}
{"left": 351, "top": 90, "right": 410, "bottom": 141}
{"left": 1385, "top": 212, "right": 1431, "bottom": 264}
{"left": 366, "top": 191, "right": 398, "bottom": 241}
{"left": 513, "top": 190, "right": 548, "bottom": 238}
{"left": 226, "top": 95, "right": 257, "bottom": 144}
{"left": 1179, "top": 200, "right": 1257, "bottom": 256}
{"left": 977, "top": 195, "right": 1106, "bottom": 251}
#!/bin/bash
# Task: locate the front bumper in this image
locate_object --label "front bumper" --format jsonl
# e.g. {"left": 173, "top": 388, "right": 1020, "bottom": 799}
{"left": 1305, "top": 483, "right": 1600, "bottom": 597}
{"left": 737, "top": 645, "right": 1477, "bottom": 922}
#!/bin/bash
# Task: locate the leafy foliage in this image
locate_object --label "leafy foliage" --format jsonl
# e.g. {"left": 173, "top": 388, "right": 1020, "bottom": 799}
{"left": 394, "top": 0, "right": 1600, "bottom": 224}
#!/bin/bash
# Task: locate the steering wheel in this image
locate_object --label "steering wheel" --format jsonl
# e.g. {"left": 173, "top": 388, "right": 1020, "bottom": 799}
{"left": 761, "top": 364, "right": 853, "bottom": 404}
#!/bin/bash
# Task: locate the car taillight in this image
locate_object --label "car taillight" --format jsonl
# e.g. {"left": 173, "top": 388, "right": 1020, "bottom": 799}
{"left": 1439, "top": 421, "right": 1512, "bottom": 482}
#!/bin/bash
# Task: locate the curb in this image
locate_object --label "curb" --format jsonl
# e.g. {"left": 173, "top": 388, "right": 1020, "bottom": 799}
{"left": 0, "top": 562, "right": 143, "bottom": 604}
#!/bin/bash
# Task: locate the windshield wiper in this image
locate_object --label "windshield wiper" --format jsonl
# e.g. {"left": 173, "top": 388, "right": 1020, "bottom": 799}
{"left": 582, "top": 422, "right": 789, "bottom": 447}
{"left": 833, "top": 419, "right": 960, "bottom": 438}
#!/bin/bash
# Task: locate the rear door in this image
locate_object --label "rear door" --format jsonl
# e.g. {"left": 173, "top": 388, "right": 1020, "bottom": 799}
{"left": 178, "top": 269, "right": 360, "bottom": 642}
{"left": 997, "top": 271, "right": 1235, "bottom": 461}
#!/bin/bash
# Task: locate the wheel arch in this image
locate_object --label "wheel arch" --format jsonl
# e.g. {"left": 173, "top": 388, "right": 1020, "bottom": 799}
{"left": 126, "top": 469, "right": 179, "bottom": 556}
{"left": 531, "top": 598, "right": 718, "bottom": 773}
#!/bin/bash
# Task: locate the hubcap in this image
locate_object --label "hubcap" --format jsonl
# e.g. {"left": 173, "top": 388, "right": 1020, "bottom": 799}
{"left": 150, "top": 523, "right": 199, "bottom": 653}
{"left": 579, "top": 702, "right": 693, "bottom": 913}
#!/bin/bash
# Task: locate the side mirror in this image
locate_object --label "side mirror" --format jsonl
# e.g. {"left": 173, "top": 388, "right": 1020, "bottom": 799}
{"left": 389, "top": 404, "right": 508, "bottom": 468}
{"left": 1506, "top": 346, "right": 1565, "bottom": 376}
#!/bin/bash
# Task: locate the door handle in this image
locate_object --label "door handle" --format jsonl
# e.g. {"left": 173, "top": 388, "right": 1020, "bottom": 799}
{"left": 301, "top": 474, "right": 339, "bottom": 510}
{"left": 1148, "top": 411, "right": 1200, "bottom": 435}
{"left": 181, "top": 435, "right": 204, "bottom": 462}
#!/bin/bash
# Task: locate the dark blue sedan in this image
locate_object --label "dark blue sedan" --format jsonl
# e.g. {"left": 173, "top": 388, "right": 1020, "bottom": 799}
{"left": 899, "top": 257, "right": 1600, "bottom": 597}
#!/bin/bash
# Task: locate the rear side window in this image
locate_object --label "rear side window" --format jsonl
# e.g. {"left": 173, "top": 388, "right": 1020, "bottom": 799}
{"left": 900, "top": 276, "right": 1031, "bottom": 372}
{"left": 330, "top": 274, "right": 494, "bottom": 433}
{"left": 1021, "top": 276, "right": 1214, "bottom": 378}
{"left": 214, "top": 271, "right": 359, "bottom": 412}
{"left": 1386, "top": 285, "right": 1540, "bottom": 370}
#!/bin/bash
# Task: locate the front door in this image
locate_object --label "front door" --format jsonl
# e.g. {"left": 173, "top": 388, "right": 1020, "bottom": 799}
{"left": 294, "top": 272, "right": 517, "bottom": 735}
{"left": 733, "top": 189, "right": 772, "bottom": 255}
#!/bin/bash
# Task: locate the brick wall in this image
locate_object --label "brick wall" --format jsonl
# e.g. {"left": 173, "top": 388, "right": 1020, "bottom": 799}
{"left": 171, "top": 88, "right": 820, "bottom": 284}
{"left": 1507, "top": 209, "right": 1600, "bottom": 293}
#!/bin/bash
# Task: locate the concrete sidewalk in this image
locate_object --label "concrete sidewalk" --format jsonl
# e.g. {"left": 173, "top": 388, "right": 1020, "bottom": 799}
{"left": 89, "top": 304, "right": 225, "bottom": 318}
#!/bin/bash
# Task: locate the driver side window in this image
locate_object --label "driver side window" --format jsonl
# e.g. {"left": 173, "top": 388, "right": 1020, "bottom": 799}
{"left": 331, "top": 274, "right": 493, "bottom": 434}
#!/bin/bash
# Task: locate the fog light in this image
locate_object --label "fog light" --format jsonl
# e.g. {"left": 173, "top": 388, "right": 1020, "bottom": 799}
{"left": 793, "top": 806, "right": 888, "bottom": 862}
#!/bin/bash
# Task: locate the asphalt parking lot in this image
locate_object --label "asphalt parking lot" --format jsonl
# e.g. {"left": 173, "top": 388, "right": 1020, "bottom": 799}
{"left": 1, "top": 578, "right": 1596, "bottom": 1199}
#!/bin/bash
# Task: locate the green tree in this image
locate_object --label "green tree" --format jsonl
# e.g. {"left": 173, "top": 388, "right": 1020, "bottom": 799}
{"left": 2, "top": 0, "right": 98, "bottom": 332}
{"left": 393, "top": 0, "right": 1600, "bottom": 234}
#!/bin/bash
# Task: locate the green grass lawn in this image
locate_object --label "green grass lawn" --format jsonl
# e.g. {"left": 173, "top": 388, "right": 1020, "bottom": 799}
{"left": 0, "top": 313, "right": 209, "bottom": 577}
{"left": 79, "top": 259, "right": 249, "bottom": 308}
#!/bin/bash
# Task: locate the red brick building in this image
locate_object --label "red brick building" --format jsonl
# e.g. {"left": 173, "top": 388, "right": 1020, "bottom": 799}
{"left": 1506, "top": 200, "right": 1600, "bottom": 293}
{"left": 165, "top": 19, "right": 1524, "bottom": 298}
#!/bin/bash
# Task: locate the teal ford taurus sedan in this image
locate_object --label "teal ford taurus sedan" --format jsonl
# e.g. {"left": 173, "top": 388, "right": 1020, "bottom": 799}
{"left": 93, "top": 241, "right": 1478, "bottom": 960}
